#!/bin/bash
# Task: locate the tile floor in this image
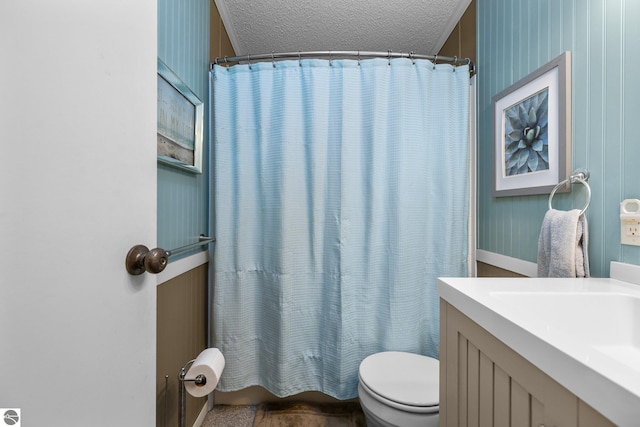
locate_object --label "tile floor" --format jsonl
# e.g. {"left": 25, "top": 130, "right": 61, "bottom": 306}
{"left": 200, "top": 402, "right": 366, "bottom": 427}
{"left": 201, "top": 405, "right": 257, "bottom": 427}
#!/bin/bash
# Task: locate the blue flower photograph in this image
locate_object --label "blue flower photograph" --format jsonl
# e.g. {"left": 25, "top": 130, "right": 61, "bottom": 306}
{"left": 503, "top": 88, "right": 549, "bottom": 176}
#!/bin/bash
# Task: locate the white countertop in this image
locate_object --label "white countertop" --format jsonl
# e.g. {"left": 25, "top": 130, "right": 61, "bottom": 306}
{"left": 437, "top": 262, "right": 640, "bottom": 426}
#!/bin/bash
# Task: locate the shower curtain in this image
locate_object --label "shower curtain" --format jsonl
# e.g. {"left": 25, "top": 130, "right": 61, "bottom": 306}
{"left": 211, "top": 57, "right": 470, "bottom": 399}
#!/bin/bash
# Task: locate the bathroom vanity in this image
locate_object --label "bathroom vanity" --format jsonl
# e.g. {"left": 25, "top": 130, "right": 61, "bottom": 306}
{"left": 437, "top": 262, "right": 640, "bottom": 426}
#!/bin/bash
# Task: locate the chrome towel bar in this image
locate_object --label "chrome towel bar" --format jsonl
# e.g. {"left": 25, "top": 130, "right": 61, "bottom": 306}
{"left": 125, "top": 235, "right": 215, "bottom": 275}
{"left": 548, "top": 169, "right": 591, "bottom": 216}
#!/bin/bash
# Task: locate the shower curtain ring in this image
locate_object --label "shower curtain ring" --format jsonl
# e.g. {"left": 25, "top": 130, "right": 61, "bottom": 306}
{"left": 298, "top": 51, "right": 302, "bottom": 67}
{"left": 433, "top": 55, "right": 437, "bottom": 69}
{"left": 357, "top": 50, "right": 360, "bottom": 66}
{"left": 453, "top": 56, "right": 457, "bottom": 72}
{"left": 329, "top": 51, "right": 333, "bottom": 66}
{"left": 271, "top": 51, "right": 275, "bottom": 68}
{"left": 387, "top": 49, "right": 392, "bottom": 66}
{"left": 410, "top": 51, "right": 415, "bottom": 65}
{"left": 247, "top": 54, "right": 252, "bottom": 70}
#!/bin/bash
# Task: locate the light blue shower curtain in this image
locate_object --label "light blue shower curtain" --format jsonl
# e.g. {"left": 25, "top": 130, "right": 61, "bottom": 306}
{"left": 212, "top": 57, "right": 470, "bottom": 399}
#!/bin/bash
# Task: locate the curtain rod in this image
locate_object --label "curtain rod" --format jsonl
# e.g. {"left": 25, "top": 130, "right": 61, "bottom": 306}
{"left": 212, "top": 50, "right": 475, "bottom": 75}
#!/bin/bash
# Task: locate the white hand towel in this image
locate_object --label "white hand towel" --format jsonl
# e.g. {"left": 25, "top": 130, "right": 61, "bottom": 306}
{"left": 537, "top": 209, "right": 590, "bottom": 278}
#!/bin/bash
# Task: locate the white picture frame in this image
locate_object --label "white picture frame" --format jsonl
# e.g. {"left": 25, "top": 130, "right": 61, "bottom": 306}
{"left": 493, "top": 52, "right": 571, "bottom": 197}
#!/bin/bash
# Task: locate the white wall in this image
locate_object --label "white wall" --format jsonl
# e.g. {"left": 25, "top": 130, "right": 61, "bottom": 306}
{"left": 0, "top": 1, "right": 157, "bottom": 425}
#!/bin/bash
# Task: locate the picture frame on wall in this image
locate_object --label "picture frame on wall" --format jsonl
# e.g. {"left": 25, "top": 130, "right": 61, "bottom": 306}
{"left": 157, "top": 58, "right": 203, "bottom": 174}
{"left": 492, "top": 51, "right": 571, "bottom": 197}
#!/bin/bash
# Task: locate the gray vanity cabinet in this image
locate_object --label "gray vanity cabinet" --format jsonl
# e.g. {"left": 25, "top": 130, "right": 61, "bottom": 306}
{"left": 439, "top": 300, "right": 615, "bottom": 427}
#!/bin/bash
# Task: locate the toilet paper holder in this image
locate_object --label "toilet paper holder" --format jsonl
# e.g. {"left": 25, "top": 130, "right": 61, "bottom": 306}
{"left": 178, "top": 359, "right": 206, "bottom": 427}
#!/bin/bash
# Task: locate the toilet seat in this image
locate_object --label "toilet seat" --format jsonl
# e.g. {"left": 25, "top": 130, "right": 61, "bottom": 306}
{"left": 359, "top": 351, "right": 439, "bottom": 413}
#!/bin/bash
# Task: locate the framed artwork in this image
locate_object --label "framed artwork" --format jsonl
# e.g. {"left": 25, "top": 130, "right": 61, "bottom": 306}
{"left": 492, "top": 52, "right": 571, "bottom": 197}
{"left": 157, "top": 58, "right": 203, "bottom": 173}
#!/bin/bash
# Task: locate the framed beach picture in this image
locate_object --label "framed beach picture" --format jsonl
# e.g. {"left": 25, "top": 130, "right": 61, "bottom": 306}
{"left": 492, "top": 52, "right": 571, "bottom": 197}
{"left": 157, "top": 58, "right": 203, "bottom": 173}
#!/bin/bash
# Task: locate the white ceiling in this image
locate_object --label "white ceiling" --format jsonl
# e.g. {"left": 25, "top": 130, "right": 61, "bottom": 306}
{"left": 214, "top": 0, "right": 472, "bottom": 59}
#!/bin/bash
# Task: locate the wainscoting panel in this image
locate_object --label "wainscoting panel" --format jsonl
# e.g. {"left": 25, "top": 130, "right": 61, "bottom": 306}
{"left": 157, "top": 264, "right": 208, "bottom": 427}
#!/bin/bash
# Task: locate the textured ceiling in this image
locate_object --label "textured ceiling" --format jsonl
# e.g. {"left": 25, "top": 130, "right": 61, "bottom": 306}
{"left": 214, "top": 0, "right": 472, "bottom": 58}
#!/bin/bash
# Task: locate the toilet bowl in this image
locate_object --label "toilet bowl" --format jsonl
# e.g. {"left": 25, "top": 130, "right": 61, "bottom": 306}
{"left": 358, "top": 351, "right": 439, "bottom": 427}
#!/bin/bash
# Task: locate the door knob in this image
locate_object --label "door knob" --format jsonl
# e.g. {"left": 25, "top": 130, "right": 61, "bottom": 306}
{"left": 125, "top": 245, "right": 169, "bottom": 275}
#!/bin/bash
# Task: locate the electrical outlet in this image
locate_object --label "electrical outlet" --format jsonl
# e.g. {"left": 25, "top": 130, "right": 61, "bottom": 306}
{"left": 624, "top": 221, "right": 640, "bottom": 237}
{"left": 621, "top": 199, "right": 640, "bottom": 246}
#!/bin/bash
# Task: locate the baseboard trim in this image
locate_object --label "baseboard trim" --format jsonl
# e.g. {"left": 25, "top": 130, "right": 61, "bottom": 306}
{"left": 476, "top": 249, "right": 537, "bottom": 277}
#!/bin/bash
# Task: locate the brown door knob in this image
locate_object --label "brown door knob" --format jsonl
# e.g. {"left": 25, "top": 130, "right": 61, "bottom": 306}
{"left": 144, "top": 248, "right": 169, "bottom": 274}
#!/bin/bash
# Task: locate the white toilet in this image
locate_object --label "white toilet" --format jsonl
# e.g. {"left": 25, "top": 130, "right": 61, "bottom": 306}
{"left": 358, "top": 351, "right": 439, "bottom": 427}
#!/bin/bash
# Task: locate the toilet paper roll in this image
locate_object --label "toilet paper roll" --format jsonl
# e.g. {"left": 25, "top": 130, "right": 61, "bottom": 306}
{"left": 184, "top": 348, "right": 225, "bottom": 397}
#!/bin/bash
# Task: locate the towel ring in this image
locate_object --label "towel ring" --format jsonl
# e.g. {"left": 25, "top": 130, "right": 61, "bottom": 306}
{"left": 548, "top": 169, "right": 591, "bottom": 215}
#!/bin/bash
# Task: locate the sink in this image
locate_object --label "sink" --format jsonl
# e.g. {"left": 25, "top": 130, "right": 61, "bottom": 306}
{"left": 490, "top": 291, "right": 640, "bottom": 366}
{"left": 437, "top": 263, "right": 640, "bottom": 426}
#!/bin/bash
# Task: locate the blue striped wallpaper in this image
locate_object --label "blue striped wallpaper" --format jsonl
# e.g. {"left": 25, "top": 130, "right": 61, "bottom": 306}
{"left": 157, "top": 0, "right": 210, "bottom": 258}
{"left": 478, "top": 0, "right": 640, "bottom": 277}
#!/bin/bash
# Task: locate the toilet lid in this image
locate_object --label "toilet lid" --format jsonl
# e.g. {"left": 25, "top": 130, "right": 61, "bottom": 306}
{"left": 359, "top": 351, "right": 439, "bottom": 407}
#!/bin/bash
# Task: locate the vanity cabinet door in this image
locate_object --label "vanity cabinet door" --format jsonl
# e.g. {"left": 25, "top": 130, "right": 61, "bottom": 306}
{"left": 440, "top": 300, "right": 611, "bottom": 427}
